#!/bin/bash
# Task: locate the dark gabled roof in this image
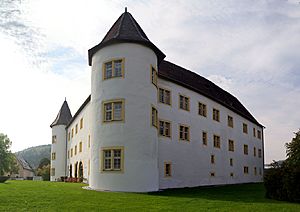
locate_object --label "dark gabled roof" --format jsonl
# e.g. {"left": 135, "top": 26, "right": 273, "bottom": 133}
{"left": 50, "top": 100, "right": 72, "bottom": 128}
{"left": 16, "top": 155, "right": 34, "bottom": 172}
{"left": 159, "top": 60, "right": 263, "bottom": 127}
{"left": 66, "top": 95, "right": 91, "bottom": 128}
{"left": 88, "top": 10, "right": 165, "bottom": 66}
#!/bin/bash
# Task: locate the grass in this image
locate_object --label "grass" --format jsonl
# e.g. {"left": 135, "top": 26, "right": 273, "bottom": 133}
{"left": 0, "top": 181, "right": 299, "bottom": 211}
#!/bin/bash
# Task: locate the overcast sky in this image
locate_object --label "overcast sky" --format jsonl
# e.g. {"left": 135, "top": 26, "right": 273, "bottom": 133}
{"left": 0, "top": 0, "right": 299, "bottom": 163}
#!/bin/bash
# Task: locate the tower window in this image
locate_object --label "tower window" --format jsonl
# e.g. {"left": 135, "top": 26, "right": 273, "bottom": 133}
{"left": 79, "top": 142, "right": 83, "bottom": 153}
{"left": 80, "top": 118, "right": 83, "bottom": 129}
{"left": 101, "top": 147, "right": 124, "bottom": 172}
{"left": 103, "top": 59, "right": 124, "bottom": 80}
{"left": 51, "top": 152, "right": 56, "bottom": 160}
{"left": 103, "top": 99, "right": 125, "bottom": 122}
{"left": 151, "top": 66, "right": 158, "bottom": 87}
{"left": 151, "top": 106, "right": 158, "bottom": 128}
{"left": 52, "top": 135, "right": 57, "bottom": 144}
{"left": 159, "top": 120, "right": 171, "bottom": 137}
{"left": 164, "top": 162, "right": 172, "bottom": 177}
{"left": 159, "top": 88, "right": 171, "bottom": 105}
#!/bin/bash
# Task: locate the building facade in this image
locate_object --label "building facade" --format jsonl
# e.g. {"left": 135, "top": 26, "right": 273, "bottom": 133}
{"left": 50, "top": 10, "right": 264, "bottom": 192}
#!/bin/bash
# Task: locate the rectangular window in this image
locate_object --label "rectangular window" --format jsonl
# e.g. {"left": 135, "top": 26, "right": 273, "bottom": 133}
{"left": 254, "top": 147, "right": 256, "bottom": 157}
{"left": 75, "top": 145, "right": 77, "bottom": 155}
{"left": 159, "top": 120, "right": 171, "bottom": 137}
{"left": 213, "top": 108, "right": 220, "bottom": 122}
{"left": 257, "top": 130, "right": 262, "bottom": 139}
{"left": 151, "top": 107, "right": 158, "bottom": 128}
{"left": 211, "top": 155, "right": 215, "bottom": 164}
{"left": 244, "top": 144, "right": 248, "bottom": 155}
{"left": 103, "top": 99, "right": 125, "bottom": 122}
{"left": 198, "top": 102, "right": 207, "bottom": 117}
{"left": 179, "top": 94, "right": 190, "bottom": 111}
{"left": 228, "top": 139, "right": 234, "bottom": 152}
{"left": 88, "top": 135, "right": 91, "bottom": 148}
{"left": 230, "top": 172, "right": 234, "bottom": 177}
{"left": 228, "top": 116, "right": 233, "bottom": 128}
{"left": 179, "top": 125, "right": 190, "bottom": 141}
{"left": 68, "top": 132, "right": 70, "bottom": 141}
{"left": 254, "top": 167, "right": 257, "bottom": 175}
{"left": 213, "top": 135, "right": 221, "bottom": 148}
{"left": 164, "top": 162, "right": 172, "bottom": 177}
{"left": 51, "top": 152, "right": 56, "bottom": 160}
{"left": 52, "top": 135, "right": 57, "bottom": 144}
{"left": 51, "top": 168, "right": 55, "bottom": 176}
{"left": 210, "top": 172, "right": 215, "bottom": 177}
{"left": 151, "top": 66, "right": 158, "bottom": 87}
{"left": 71, "top": 148, "right": 73, "bottom": 157}
{"left": 159, "top": 88, "right": 171, "bottom": 105}
{"left": 253, "top": 128, "right": 256, "bottom": 137}
{"left": 230, "top": 158, "right": 233, "bottom": 166}
{"left": 103, "top": 59, "right": 124, "bottom": 80}
{"left": 202, "top": 131, "right": 207, "bottom": 145}
{"left": 79, "top": 142, "right": 82, "bottom": 153}
{"left": 80, "top": 118, "right": 83, "bottom": 129}
{"left": 258, "top": 149, "right": 262, "bottom": 158}
{"left": 75, "top": 124, "right": 78, "bottom": 134}
{"left": 243, "top": 123, "right": 248, "bottom": 134}
{"left": 72, "top": 128, "right": 74, "bottom": 138}
{"left": 101, "top": 147, "right": 124, "bottom": 171}
{"left": 244, "top": 166, "right": 249, "bottom": 174}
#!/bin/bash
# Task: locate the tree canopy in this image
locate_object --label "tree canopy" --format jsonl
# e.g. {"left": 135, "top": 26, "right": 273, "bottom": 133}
{"left": 285, "top": 130, "right": 300, "bottom": 167}
{"left": 0, "top": 133, "right": 17, "bottom": 176}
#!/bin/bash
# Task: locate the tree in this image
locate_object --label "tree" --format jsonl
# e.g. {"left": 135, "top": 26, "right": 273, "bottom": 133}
{"left": 0, "top": 133, "right": 18, "bottom": 176}
{"left": 36, "top": 158, "right": 50, "bottom": 181}
{"left": 285, "top": 130, "right": 300, "bottom": 167}
{"left": 38, "top": 158, "right": 50, "bottom": 169}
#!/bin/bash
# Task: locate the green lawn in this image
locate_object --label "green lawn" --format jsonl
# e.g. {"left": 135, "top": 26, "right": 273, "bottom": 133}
{"left": 0, "top": 181, "right": 299, "bottom": 211}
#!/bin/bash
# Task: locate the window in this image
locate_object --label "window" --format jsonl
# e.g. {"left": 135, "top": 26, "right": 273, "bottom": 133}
{"left": 230, "top": 172, "right": 234, "bottom": 177}
{"left": 164, "top": 162, "right": 172, "bottom": 177}
{"left": 202, "top": 131, "right": 207, "bottom": 145}
{"left": 68, "top": 132, "right": 70, "bottom": 142}
{"left": 80, "top": 118, "right": 83, "bottom": 129}
{"left": 179, "top": 125, "right": 190, "bottom": 141}
{"left": 68, "top": 151, "right": 70, "bottom": 159}
{"left": 52, "top": 135, "right": 57, "bottom": 144}
{"left": 101, "top": 147, "right": 124, "bottom": 171}
{"left": 258, "top": 149, "right": 262, "bottom": 158}
{"left": 103, "top": 99, "right": 125, "bottom": 122}
{"left": 213, "top": 108, "right": 220, "bottom": 122}
{"left": 228, "top": 116, "right": 233, "bottom": 128}
{"left": 151, "top": 66, "right": 158, "bottom": 87}
{"left": 159, "top": 120, "right": 171, "bottom": 137}
{"left": 151, "top": 107, "right": 158, "bottom": 128}
{"left": 88, "top": 135, "right": 91, "bottom": 148}
{"left": 75, "top": 124, "right": 78, "bottom": 134}
{"left": 71, "top": 148, "right": 73, "bottom": 157}
{"left": 179, "top": 94, "right": 190, "bottom": 111}
{"left": 213, "top": 135, "right": 221, "bottom": 148}
{"left": 210, "top": 172, "right": 215, "bottom": 177}
{"left": 257, "top": 130, "right": 262, "bottom": 139}
{"left": 244, "top": 145, "right": 248, "bottom": 155}
{"left": 253, "top": 128, "right": 256, "bottom": 137}
{"left": 159, "top": 88, "right": 171, "bottom": 105}
{"left": 51, "top": 152, "right": 56, "bottom": 160}
{"left": 79, "top": 142, "right": 82, "bottom": 153}
{"left": 72, "top": 128, "right": 74, "bottom": 138}
{"left": 211, "top": 155, "right": 215, "bottom": 164}
{"left": 75, "top": 145, "right": 77, "bottom": 155}
{"left": 254, "top": 167, "right": 257, "bottom": 175}
{"left": 230, "top": 158, "right": 233, "bottom": 166}
{"left": 228, "top": 139, "right": 234, "bottom": 152}
{"left": 198, "top": 102, "right": 207, "bottom": 117}
{"left": 243, "top": 123, "right": 248, "bottom": 134}
{"left": 51, "top": 168, "right": 55, "bottom": 176}
{"left": 244, "top": 166, "right": 249, "bottom": 174}
{"left": 103, "top": 59, "right": 124, "bottom": 80}
{"left": 254, "top": 147, "right": 256, "bottom": 157}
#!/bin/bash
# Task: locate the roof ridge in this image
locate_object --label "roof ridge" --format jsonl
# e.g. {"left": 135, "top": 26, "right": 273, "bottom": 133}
{"left": 115, "top": 12, "right": 125, "bottom": 39}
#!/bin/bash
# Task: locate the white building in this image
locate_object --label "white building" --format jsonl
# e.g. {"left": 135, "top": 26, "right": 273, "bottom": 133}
{"left": 50, "top": 9, "right": 264, "bottom": 192}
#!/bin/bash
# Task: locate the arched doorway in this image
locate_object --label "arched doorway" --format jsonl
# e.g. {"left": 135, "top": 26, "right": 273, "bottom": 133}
{"left": 78, "top": 161, "right": 83, "bottom": 182}
{"left": 69, "top": 164, "right": 73, "bottom": 178}
{"left": 75, "top": 162, "right": 78, "bottom": 178}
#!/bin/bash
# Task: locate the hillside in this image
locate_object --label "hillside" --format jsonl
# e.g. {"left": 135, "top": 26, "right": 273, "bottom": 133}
{"left": 15, "top": 144, "right": 51, "bottom": 169}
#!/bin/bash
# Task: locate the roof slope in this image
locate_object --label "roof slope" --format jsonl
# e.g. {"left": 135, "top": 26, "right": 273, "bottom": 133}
{"left": 66, "top": 95, "right": 91, "bottom": 128}
{"left": 50, "top": 100, "right": 72, "bottom": 128}
{"left": 88, "top": 10, "right": 165, "bottom": 66}
{"left": 16, "top": 155, "right": 34, "bottom": 172}
{"left": 159, "top": 60, "right": 262, "bottom": 127}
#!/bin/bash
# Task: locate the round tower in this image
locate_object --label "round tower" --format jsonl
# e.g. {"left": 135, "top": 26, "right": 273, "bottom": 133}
{"left": 88, "top": 10, "right": 165, "bottom": 192}
{"left": 50, "top": 100, "right": 72, "bottom": 181}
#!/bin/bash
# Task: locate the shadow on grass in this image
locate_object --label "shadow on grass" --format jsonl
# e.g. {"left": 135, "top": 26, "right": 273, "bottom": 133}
{"left": 146, "top": 183, "right": 284, "bottom": 204}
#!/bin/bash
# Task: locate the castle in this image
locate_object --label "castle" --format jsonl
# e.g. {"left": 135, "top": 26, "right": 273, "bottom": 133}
{"left": 50, "top": 9, "right": 264, "bottom": 192}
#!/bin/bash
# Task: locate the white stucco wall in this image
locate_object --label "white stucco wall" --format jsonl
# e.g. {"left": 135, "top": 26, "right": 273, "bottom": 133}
{"left": 90, "top": 43, "right": 159, "bottom": 192}
{"left": 51, "top": 125, "right": 67, "bottom": 181}
{"left": 157, "top": 78, "right": 264, "bottom": 189}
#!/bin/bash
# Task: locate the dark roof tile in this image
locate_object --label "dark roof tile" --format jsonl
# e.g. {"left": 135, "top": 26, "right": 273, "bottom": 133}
{"left": 50, "top": 100, "right": 72, "bottom": 128}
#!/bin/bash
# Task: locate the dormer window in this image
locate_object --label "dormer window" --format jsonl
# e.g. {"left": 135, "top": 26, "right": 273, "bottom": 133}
{"left": 103, "top": 59, "right": 124, "bottom": 80}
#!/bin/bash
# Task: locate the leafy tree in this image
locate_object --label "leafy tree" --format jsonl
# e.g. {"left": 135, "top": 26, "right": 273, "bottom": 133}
{"left": 0, "top": 133, "right": 18, "bottom": 176}
{"left": 37, "top": 159, "right": 50, "bottom": 181}
{"left": 38, "top": 158, "right": 50, "bottom": 169}
{"left": 285, "top": 130, "right": 300, "bottom": 167}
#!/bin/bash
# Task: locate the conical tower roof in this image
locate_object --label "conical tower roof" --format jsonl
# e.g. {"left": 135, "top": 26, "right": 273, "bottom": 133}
{"left": 50, "top": 100, "right": 72, "bottom": 128}
{"left": 88, "top": 9, "right": 165, "bottom": 66}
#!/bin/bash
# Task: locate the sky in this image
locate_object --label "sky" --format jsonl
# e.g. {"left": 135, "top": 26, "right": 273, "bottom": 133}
{"left": 0, "top": 0, "right": 299, "bottom": 164}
